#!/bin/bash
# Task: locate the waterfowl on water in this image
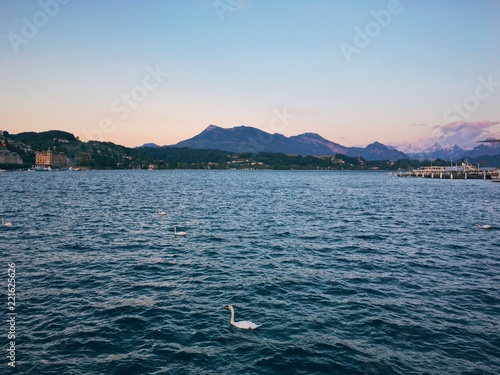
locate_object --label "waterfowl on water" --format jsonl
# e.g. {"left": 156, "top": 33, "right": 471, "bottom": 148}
{"left": 476, "top": 224, "right": 492, "bottom": 229}
{"left": 225, "top": 305, "right": 260, "bottom": 330}
{"left": 173, "top": 226, "right": 187, "bottom": 236}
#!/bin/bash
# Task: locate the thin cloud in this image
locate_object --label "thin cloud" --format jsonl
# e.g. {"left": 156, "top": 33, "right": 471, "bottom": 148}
{"left": 430, "top": 120, "right": 500, "bottom": 148}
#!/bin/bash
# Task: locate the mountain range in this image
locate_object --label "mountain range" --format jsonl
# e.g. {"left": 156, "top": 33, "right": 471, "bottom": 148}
{"left": 170, "top": 125, "right": 407, "bottom": 161}
{"left": 140, "top": 125, "right": 500, "bottom": 161}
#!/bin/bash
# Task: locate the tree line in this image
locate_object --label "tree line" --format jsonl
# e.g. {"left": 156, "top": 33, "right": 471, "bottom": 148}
{"left": 1, "top": 130, "right": 485, "bottom": 170}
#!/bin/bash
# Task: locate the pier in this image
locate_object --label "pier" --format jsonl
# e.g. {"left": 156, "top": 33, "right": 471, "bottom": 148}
{"left": 396, "top": 163, "right": 499, "bottom": 180}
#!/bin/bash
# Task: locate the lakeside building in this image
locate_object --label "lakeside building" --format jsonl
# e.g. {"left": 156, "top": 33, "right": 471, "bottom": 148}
{"left": 35, "top": 150, "right": 68, "bottom": 167}
{"left": 53, "top": 137, "right": 70, "bottom": 143}
{"left": 0, "top": 150, "right": 23, "bottom": 164}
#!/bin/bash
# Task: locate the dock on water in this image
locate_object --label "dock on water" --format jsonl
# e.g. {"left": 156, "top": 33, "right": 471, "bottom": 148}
{"left": 395, "top": 163, "right": 500, "bottom": 180}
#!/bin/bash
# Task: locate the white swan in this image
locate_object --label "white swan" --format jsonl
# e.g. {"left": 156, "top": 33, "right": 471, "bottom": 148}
{"left": 158, "top": 209, "right": 167, "bottom": 215}
{"left": 173, "top": 226, "right": 187, "bottom": 236}
{"left": 225, "top": 305, "right": 260, "bottom": 330}
{"left": 2, "top": 219, "right": 12, "bottom": 227}
{"left": 476, "top": 224, "right": 492, "bottom": 229}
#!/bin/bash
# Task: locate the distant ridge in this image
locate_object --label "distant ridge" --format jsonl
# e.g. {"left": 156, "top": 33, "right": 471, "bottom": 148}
{"left": 403, "top": 141, "right": 500, "bottom": 160}
{"left": 136, "top": 143, "right": 160, "bottom": 148}
{"left": 172, "top": 125, "right": 408, "bottom": 161}
{"left": 288, "top": 133, "right": 349, "bottom": 155}
{"left": 348, "top": 142, "right": 408, "bottom": 161}
{"left": 464, "top": 140, "right": 500, "bottom": 158}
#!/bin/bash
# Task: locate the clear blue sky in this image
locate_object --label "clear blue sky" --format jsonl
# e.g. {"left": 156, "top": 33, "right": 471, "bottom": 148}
{"left": 1, "top": 0, "right": 499, "bottom": 149}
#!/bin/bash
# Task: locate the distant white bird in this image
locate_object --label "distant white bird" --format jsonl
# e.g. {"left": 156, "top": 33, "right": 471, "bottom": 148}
{"left": 225, "top": 305, "right": 260, "bottom": 330}
{"left": 173, "top": 226, "right": 187, "bottom": 236}
{"left": 476, "top": 224, "right": 492, "bottom": 229}
{"left": 158, "top": 209, "right": 167, "bottom": 215}
{"left": 483, "top": 199, "right": 490, "bottom": 203}
{"left": 2, "top": 219, "right": 12, "bottom": 227}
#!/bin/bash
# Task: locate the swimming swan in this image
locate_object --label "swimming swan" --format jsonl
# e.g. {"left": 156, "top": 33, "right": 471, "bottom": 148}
{"left": 173, "top": 226, "right": 187, "bottom": 236}
{"left": 158, "top": 209, "right": 167, "bottom": 215}
{"left": 2, "top": 219, "right": 12, "bottom": 227}
{"left": 225, "top": 305, "right": 260, "bottom": 330}
{"left": 476, "top": 224, "right": 492, "bottom": 229}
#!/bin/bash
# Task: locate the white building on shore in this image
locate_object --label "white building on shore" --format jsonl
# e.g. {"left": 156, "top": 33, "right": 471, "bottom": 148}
{"left": 0, "top": 150, "right": 23, "bottom": 165}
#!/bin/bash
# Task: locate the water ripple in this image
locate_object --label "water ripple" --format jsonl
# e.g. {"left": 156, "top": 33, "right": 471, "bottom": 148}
{"left": 2, "top": 170, "right": 499, "bottom": 374}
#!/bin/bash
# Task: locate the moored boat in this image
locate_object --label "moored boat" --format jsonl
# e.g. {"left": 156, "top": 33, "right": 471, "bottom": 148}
{"left": 35, "top": 166, "right": 52, "bottom": 172}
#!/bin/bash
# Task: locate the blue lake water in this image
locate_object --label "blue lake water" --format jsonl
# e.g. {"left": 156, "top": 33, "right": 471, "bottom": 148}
{"left": 1, "top": 170, "right": 499, "bottom": 374}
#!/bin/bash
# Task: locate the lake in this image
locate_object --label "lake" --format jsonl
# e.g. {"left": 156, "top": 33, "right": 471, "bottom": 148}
{"left": 1, "top": 170, "right": 499, "bottom": 374}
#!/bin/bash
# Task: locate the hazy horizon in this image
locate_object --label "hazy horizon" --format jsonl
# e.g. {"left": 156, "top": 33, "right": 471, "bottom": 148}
{"left": 135, "top": 122, "right": 500, "bottom": 151}
{"left": 1, "top": 0, "right": 499, "bottom": 149}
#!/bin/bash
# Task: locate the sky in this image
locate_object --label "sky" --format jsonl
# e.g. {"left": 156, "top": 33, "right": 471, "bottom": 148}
{"left": 1, "top": 0, "right": 499, "bottom": 150}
